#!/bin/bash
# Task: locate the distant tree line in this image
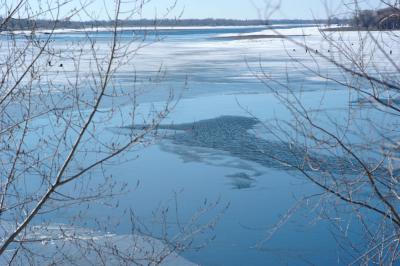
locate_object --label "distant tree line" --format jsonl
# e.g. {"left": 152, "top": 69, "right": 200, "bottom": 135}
{"left": 352, "top": 7, "right": 400, "bottom": 29}
{"left": 0, "top": 17, "right": 347, "bottom": 31}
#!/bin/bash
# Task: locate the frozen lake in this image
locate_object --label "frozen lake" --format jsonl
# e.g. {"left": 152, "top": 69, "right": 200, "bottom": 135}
{"left": 3, "top": 25, "right": 400, "bottom": 265}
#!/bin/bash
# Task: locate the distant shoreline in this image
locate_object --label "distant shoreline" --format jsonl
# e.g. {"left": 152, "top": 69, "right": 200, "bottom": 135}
{"left": 4, "top": 24, "right": 321, "bottom": 36}
{"left": 2, "top": 18, "right": 345, "bottom": 31}
{"left": 4, "top": 25, "right": 269, "bottom": 36}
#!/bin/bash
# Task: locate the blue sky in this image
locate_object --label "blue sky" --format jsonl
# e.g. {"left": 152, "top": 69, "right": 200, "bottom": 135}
{"left": 145, "top": 0, "right": 383, "bottom": 19}
{"left": 26, "top": 0, "right": 384, "bottom": 20}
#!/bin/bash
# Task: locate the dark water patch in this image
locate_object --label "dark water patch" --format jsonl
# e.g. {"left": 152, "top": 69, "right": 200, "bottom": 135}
{"left": 126, "top": 116, "right": 360, "bottom": 176}
{"left": 225, "top": 172, "right": 257, "bottom": 189}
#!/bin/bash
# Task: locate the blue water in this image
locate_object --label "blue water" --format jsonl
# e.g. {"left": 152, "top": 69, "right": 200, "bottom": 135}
{"left": 5, "top": 26, "right": 376, "bottom": 265}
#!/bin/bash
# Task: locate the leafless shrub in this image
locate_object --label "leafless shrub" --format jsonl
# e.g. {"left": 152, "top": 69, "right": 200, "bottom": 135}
{"left": 252, "top": 0, "right": 400, "bottom": 264}
{"left": 0, "top": 0, "right": 220, "bottom": 264}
